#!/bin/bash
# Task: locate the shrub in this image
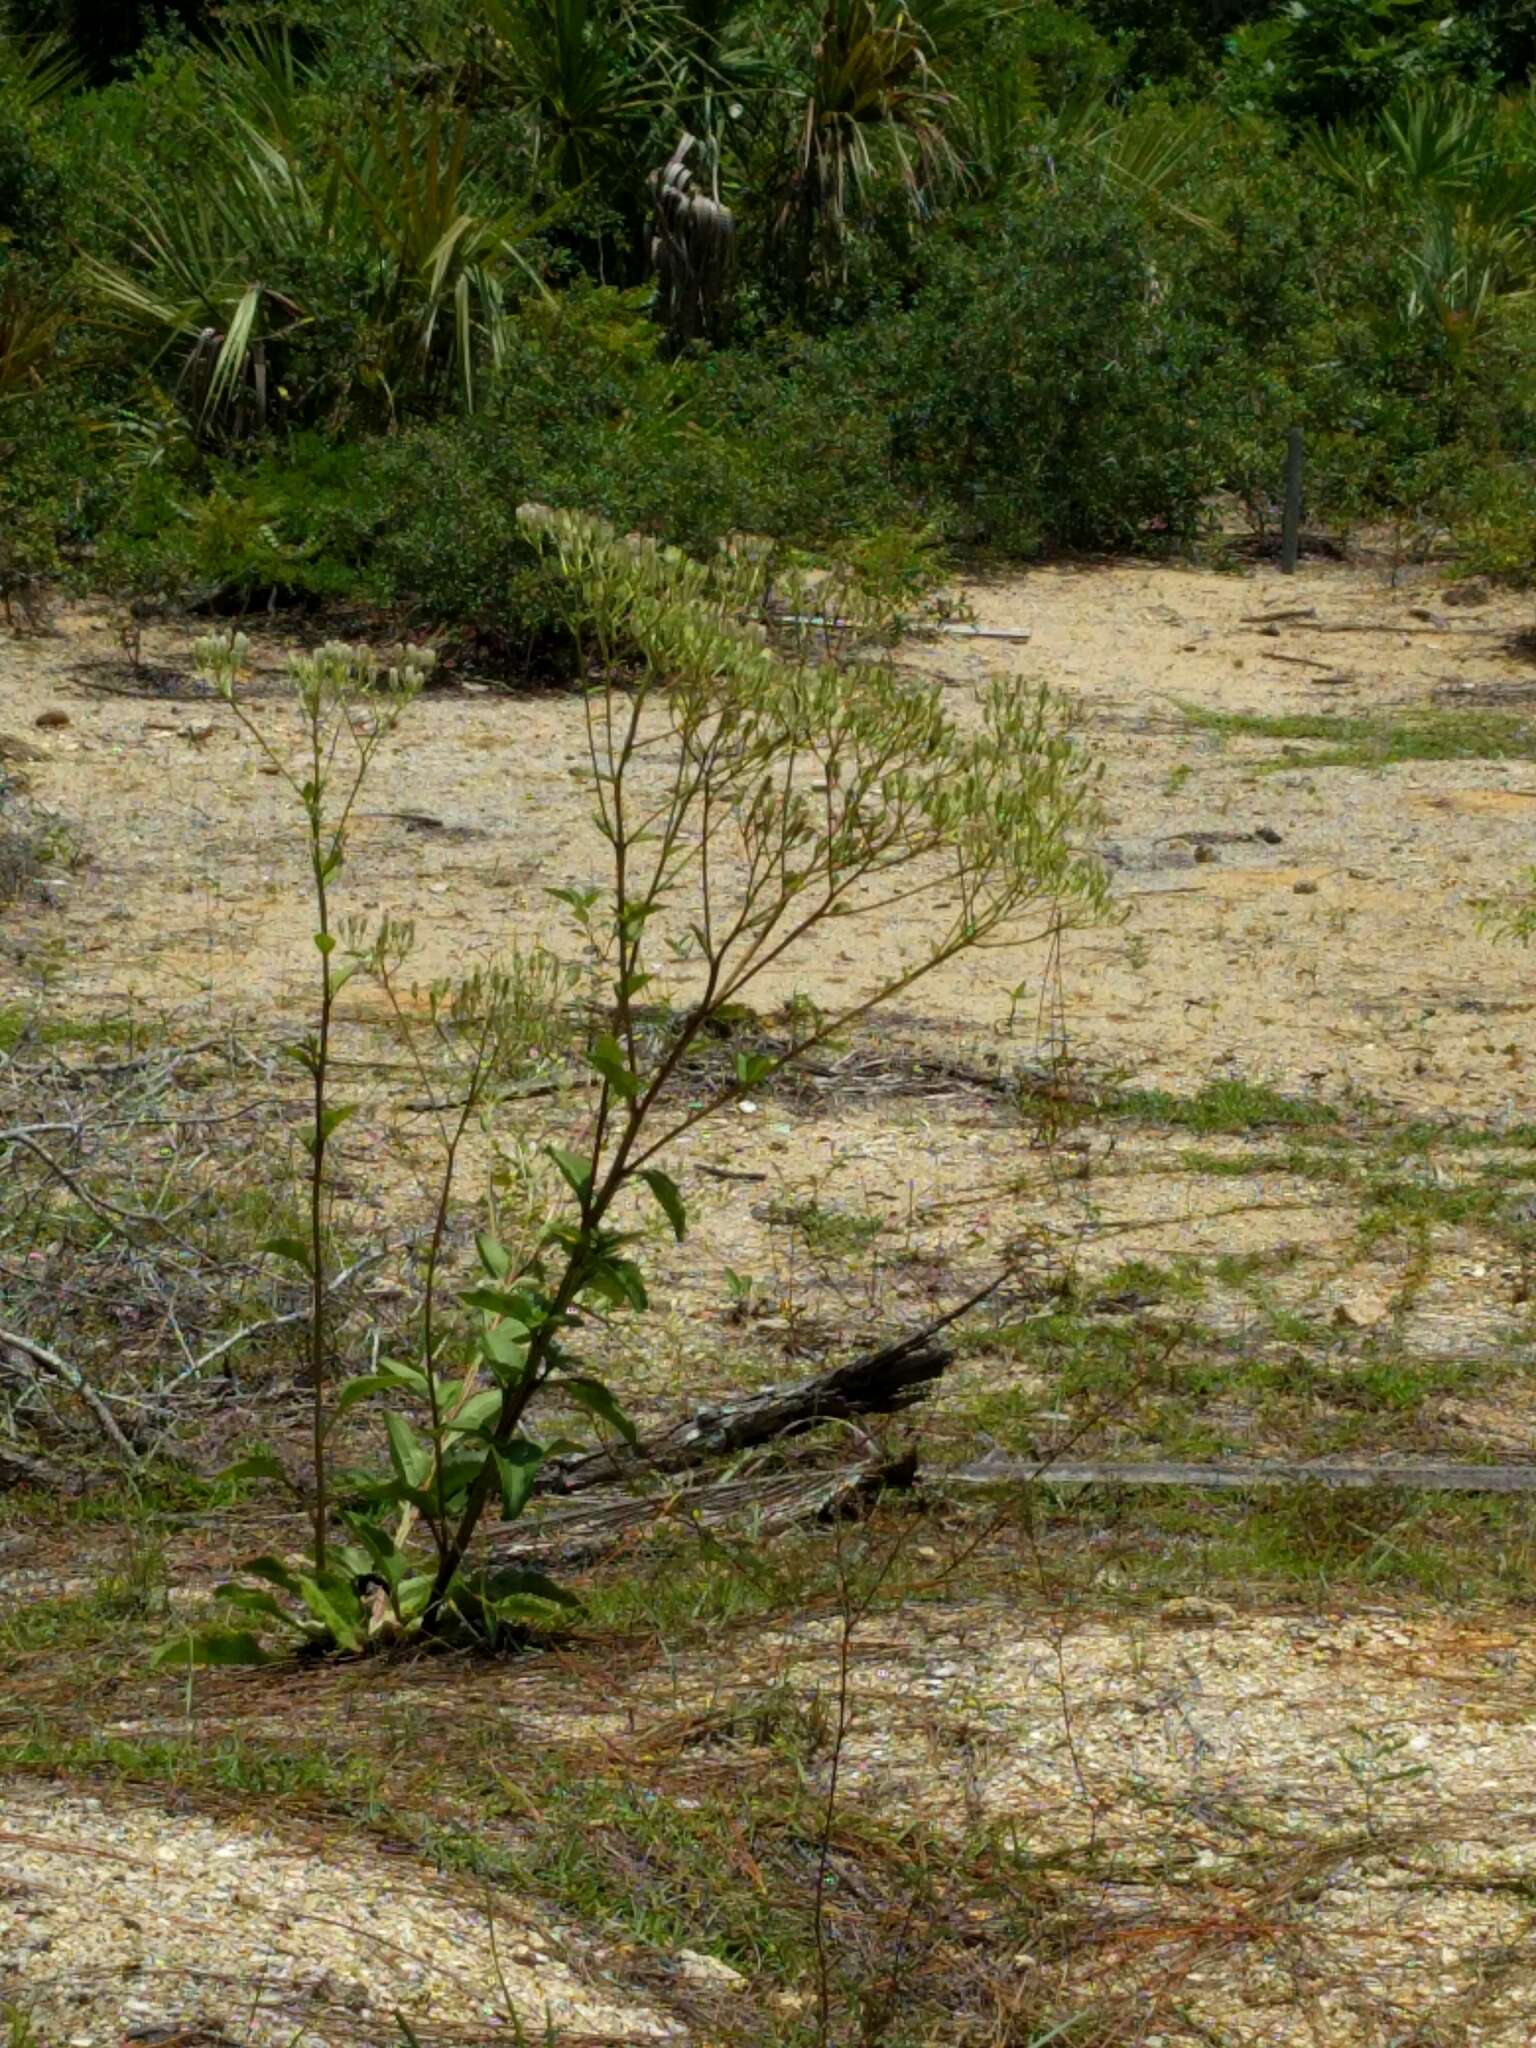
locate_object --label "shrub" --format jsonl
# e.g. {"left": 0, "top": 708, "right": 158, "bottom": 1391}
{"left": 876, "top": 180, "right": 1233, "bottom": 553}
{"left": 166, "top": 514, "right": 1109, "bottom": 1661}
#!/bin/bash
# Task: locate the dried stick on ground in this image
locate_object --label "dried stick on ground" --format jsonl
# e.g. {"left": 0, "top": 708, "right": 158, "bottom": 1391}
{"left": 0, "top": 1328, "right": 141, "bottom": 1464}
{"left": 0, "top": 1434, "right": 66, "bottom": 1492}
{"left": 540, "top": 1277, "right": 1016, "bottom": 1495}
{"left": 490, "top": 1452, "right": 918, "bottom": 1565}
{"left": 953, "top": 1456, "right": 1536, "bottom": 1493}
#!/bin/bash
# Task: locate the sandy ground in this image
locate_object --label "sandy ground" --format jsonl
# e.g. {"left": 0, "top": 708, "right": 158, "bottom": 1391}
{"left": 2, "top": 1779, "right": 674, "bottom": 2044}
{"left": 3, "top": 559, "right": 1535, "bottom": 1112}
{"left": 7, "top": 554, "right": 1536, "bottom": 2044}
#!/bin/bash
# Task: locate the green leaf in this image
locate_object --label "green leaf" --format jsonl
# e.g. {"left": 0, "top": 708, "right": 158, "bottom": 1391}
{"left": 396, "top": 1574, "right": 435, "bottom": 1622}
{"left": 297, "top": 1568, "right": 368, "bottom": 1652}
{"left": 479, "top": 1321, "right": 529, "bottom": 1374}
{"left": 476, "top": 1232, "right": 511, "bottom": 1279}
{"left": 460, "top": 1285, "right": 536, "bottom": 1324}
{"left": 734, "top": 1051, "right": 774, "bottom": 1088}
{"left": 639, "top": 1168, "right": 687, "bottom": 1242}
{"left": 563, "top": 1376, "right": 637, "bottom": 1445}
{"left": 451, "top": 1388, "right": 504, "bottom": 1436}
{"left": 152, "top": 1627, "right": 275, "bottom": 1669}
{"left": 334, "top": 1362, "right": 431, "bottom": 1415}
{"left": 479, "top": 1564, "right": 581, "bottom": 1611}
{"left": 583, "top": 1256, "right": 649, "bottom": 1313}
{"left": 217, "top": 1449, "right": 293, "bottom": 1491}
{"left": 314, "top": 931, "right": 337, "bottom": 956}
{"left": 261, "top": 1235, "right": 315, "bottom": 1274}
{"left": 384, "top": 1411, "right": 431, "bottom": 1489}
{"left": 341, "top": 1514, "right": 403, "bottom": 1588}
{"left": 587, "top": 1032, "right": 639, "bottom": 1100}
{"left": 493, "top": 1440, "right": 544, "bottom": 1519}
{"left": 433, "top": 1450, "right": 491, "bottom": 1506}
{"left": 547, "top": 885, "right": 599, "bottom": 919}
{"left": 318, "top": 1102, "right": 359, "bottom": 1141}
{"left": 546, "top": 1144, "right": 594, "bottom": 1198}
{"left": 239, "top": 1554, "right": 305, "bottom": 1597}
{"left": 214, "top": 1585, "right": 292, "bottom": 1627}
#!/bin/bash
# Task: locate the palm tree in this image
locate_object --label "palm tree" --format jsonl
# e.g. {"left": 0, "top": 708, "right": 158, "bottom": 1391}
{"left": 83, "top": 67, "right": 548, "bottom": 436}
{"left": 776, "top": 0, "right": 960, "bottom": 296}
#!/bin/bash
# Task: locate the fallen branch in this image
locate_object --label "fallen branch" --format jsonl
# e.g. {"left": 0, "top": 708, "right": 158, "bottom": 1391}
{"left": 1, "top": 1126, "right": 203, "bottom": 1245}
{"left": 1242, "top": 620, "right": 1509, "bottom": 639}
{"left": 541, "top": 1279, "right": 1009, "bottom": 1495}
{"left": 1265, "top": 650, "right": 1338, "bottom": 672}
{"left": 774, "top": 614, "right": 1033, "bottom": 644}
{"left": 491, "top": 1452, "right": 918, "bottom": 1565}
{"left": 0, "top": 1328, "right": 140, "bottom": 1465}
{"left": 0, "top": 1434, "right": 66, "bottom": 1492}
{"left": 543, "top": 1338, "right": 948, "bottom": 1494}
{"left": 154, "top": 1250, "right": 387, "bottom": 1395}
{"left": 952, "top": 1456, "right": 1536, "bottom": 1494}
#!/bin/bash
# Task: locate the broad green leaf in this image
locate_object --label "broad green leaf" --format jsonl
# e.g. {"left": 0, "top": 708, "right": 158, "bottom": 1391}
{"left": 488, "top": 1594, "right": 573, "bottom": 1628}
{"left": 334, "top": 1361, "right": 431, "bottom": 1415}
{"left": 318, "top": 1102, "right": 359, "bottom": 1141}
{"left": 297, "top": 1573, "right": 366, "bottom": 1653}
{"left": 314, "top": 930, "right": 336, "bottom": 956}
{"left": 384, "top": 1411, "right": 431, "bottom": 1488}
{"left": 587, "top": 1033, "right": 639, "bottom": 1100}
{"left": 396, "top": 1574, "right": 435, "bottom": 1621}
{"left": 214, "top": 1586, "right": 291, "bottom": 1627}
{"left": 218, "top": 1449, "right": 292, "bottom": 1490}
{"left": 563, "top": 1376, "right": 637, "bottom": 1445}
{"left": 476, "top": 1232, "right": 511, "bottom": 1279}
{"left": 454, "top": 1388, "right": 503, "bottom": 1435}
{"left": 261, "top": 1235, "right": 314, "bottom": 1274}
{"left": 734, "top": 1051, "right": 774, "bottom": 1088}
{"left": 460, "top": 1284, "right": 536, "bottom": 1323}
{"left": 493, "top": 1440, "right": 544, "bottom": 1519}
{"left": 639, "top": 1168, "right": 687, "bottom": 1242}
{"left": 152, "top": 1628, "right": 274, "bottom": 1669}
{"left": 479, "top": 1564, "right": 581, "bottom": 1610}
{"left": 239, "top": 1554, "right": 305, "bottom": 1597}
{"left": 546, "top": 1144, "right": 593, "bottom": 1198}
{"left": 583, "top": 1256, "right": 649, "bottom": 1313}
{"left": 341, "top": 1514, "right": 403, "bottom": 1587}
{"left": 479, "top": 1321, "right": 528, "bottom": 1373}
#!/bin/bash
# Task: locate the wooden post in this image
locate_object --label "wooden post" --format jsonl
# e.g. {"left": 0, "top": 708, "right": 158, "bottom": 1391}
{"left": 1280, "top": 425, "right": 1304, "bottom": 574}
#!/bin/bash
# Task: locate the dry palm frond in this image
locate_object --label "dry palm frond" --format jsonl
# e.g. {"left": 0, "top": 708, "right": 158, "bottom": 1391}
{"left": 649, "top": 132, "right": 735, "bottom": 346}
{"left": 777, "top": 0, "right": 961, "bottom": 287}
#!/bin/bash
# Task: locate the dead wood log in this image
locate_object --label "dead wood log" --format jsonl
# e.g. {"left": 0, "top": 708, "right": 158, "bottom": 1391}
{"left": 0, "top": 1434, "right": 66, "bottom": 1492}
{"left": 540, "top": 1331, "right": 951, "bottom": 1495}
{"left": 490, "top": 1451, "right": 918, "bottom": 1566}
{"left": 953, "top": 1456, "right": 1536, "bottom": 1495}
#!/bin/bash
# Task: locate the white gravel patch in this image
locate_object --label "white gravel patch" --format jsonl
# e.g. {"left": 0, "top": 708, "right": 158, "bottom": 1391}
{"left": 1, "top": 1777, "right": 675, "bottom": 2044}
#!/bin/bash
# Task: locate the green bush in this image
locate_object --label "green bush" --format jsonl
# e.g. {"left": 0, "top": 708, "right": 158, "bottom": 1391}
{"left": 78, "top": 293, "right": 915, "bottom": 663}
{"left": 876, "top": 182, "right": 1233, "bottom": 553}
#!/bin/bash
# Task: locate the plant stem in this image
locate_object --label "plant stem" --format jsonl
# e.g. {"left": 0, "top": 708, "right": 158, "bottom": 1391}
{"left": 307, "top": 807, "right": 333, "bottom": 1574}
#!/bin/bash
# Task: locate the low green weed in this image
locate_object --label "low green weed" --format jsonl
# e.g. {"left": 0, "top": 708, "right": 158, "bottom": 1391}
{"left": 1180, "top": 704, "right": 1536, "bottom": 771}
{"left": 1116, "top": 1078, "right": 1337, "bottom": 1133}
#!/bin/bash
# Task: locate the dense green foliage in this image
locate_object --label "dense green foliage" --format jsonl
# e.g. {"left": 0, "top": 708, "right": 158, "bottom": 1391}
{"left": 6, "top": 0, "right": 1536, "bottom": 664}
